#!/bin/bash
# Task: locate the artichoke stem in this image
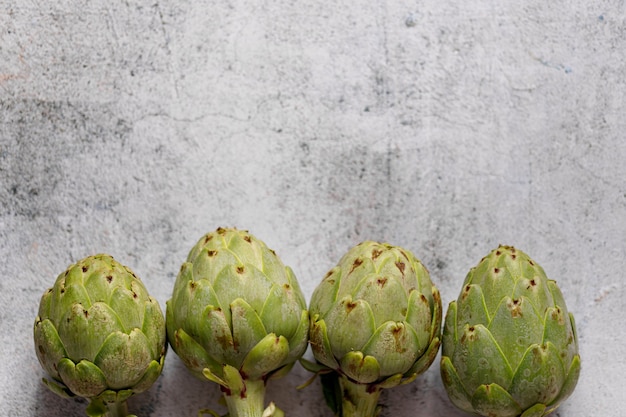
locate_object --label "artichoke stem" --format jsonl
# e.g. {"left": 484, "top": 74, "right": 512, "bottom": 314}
{"left": 338, "top": 375, "right": 382, "bottom": 417}
{"left": 222, "top": 378, "right": 267, "bottom": 417}
{"left": 104, "top": 400, "right": 131, "bottom": 417}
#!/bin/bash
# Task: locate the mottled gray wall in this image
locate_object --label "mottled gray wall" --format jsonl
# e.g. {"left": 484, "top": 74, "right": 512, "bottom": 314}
{"left": 2, "top": 1, "right": 625, "bottom": 416}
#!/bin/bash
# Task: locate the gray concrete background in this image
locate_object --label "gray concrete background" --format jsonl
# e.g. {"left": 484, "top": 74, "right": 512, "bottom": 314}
{"left": 1, "top": 1, "right": 624, "bottom": 416}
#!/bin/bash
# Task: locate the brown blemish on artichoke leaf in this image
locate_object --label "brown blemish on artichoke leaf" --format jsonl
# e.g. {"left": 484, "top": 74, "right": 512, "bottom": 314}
{"left": 507, "top": 299, "right": 522, "bottom": 318}
{"left": 349, "top": 258, "right": 363, "bottom": 274}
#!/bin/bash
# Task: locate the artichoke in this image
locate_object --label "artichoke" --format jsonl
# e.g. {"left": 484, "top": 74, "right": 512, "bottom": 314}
{"left": 306, "top": 241, "right": 442, "bottom": 417}
{"left": 441, "top": 245, "right": 581, "bottom": 417}
{"left": 166, "top": 227, "right": 309, "bottom": 417}
{"left": 33, "top": 254, "right": 166, "bottom": 417}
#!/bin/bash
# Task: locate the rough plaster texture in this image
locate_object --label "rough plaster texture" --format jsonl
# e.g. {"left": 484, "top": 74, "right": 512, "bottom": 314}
{"left": 1, "top": 0, "right": 625, "bottom": 416}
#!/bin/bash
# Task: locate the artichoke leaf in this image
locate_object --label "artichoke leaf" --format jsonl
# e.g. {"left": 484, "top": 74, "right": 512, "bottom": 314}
{"left": 240, "top": 334, "right": 290, "bottom": 380}
{"left": 455, "top": 284, "right": 489, "bottom": 333}
{"left": 508, "top": 342, "right": 565, "bottom": 410}
{"left": 34, "top": 318, "right": 67, "bottom": 380}
{"left": 549, "top": 354, "right": 581, "bottom": 408}
{"left": 192, "top": 246, "right": 239, "bottom": 286}
{"left": 405, "top": 290, "right": 433, "bottom": 350}
{"left": 57, "top": 358, "right": 108, "bottom": 398}
{"left": 339, "top": 351, "right": 380, "bottom": 384}
{"left": 131, "top": 358, "right": 164, "bottom": 394}
{"left": 488, "top": 296, "right": 544, "bottom": 370}
{"left": 471, "top": 383, "right": 522, "bottom": 417}
{"left": 519, "top": 403, "right": 547, "bottom": 417}
{"left": 542, "top": 306, "right": 577, "bottom": 366}
{"left": 213, "top": 264, "right": 273, "bottom": 313}
{"left": 451, "top": 324, "right": 513, "bottom": 394}
{"left": 361, "top": 321, "right": 420, "bottom": 377}
{"left": 308, "top": 319, "right": 339, "bottom": 370}
{"left": 108, "top": 287, "right": 143, "bottom": 333}
{"left": 141, "top": 298, "right": 166, "bottom": 360}
{"left": 230, "top": 298, "right": 267, "bottom": 366}
{"left": 58, "top": 302, "right": 125, "bottom": 362}
{"left": 351, "top": 272, "right": 409, "bottom": 327}
{"left": 405, "top": 335, "right": 440, "bottom": 377}
{"left": 41, "top": 377, "right": 74, "bottom": 399}
{"left": 199, "top": 305, "right": 237, "bottom": 366}
{"left": 310, "top": 267, "right": 341, "bottom": 318}
{"left": 93, "top": 329, "right": 152, "bottom": 390}
{"left": 172, "top": 328, "right": 222, "bottom": 379}
{"left": 324, "top": 297, "right": 376, "bottom": 360}
{"left": 260, "top": 283, "right": 302, "bottom": 340}
{"left": 441, "top": 301, "right": 457, "bottom": 357}
{"left": 377, "top": 373, "right": 405, "bottom": 389}
{"left": 439, "top": 356, "right": 473, "bottom": 413}
{"left": 283, "top": 309, "right": 310, "bottom": 365}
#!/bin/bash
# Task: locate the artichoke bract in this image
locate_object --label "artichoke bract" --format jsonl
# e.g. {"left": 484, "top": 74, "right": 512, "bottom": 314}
{"left": 34, "top": 254, "right": 166, "bottom": 417}
{"left": 441, "top": 245, "right": 581, "bottom": 417}
{"left": 307, "top": 241, "right": 442, "bottom": 417}
{"left": 166, "top": 227, "right": 309, "bottom": 417}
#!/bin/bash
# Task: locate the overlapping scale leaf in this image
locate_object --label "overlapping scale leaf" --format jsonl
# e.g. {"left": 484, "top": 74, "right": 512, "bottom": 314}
{"left": 50, "top": 281, "right": 91, "bottom": 324}
{"left": 411, "top": 259, "right": 435, "bottom": 307}
{"left": 230, "top": 298, "right": 268, "bottom": 367}
{"left": 94, "top": 329, "right": 153, "bottom": 390}
{"left": 451, "top": 324, "right": 513, "bottom": 393}
{"left": 511, "top": 272, "right": 553, "bottom": 316}
{"left": 487, "top": 297, "right": 544, "bottom": 370}
{"left": 212, "top": 264, "right": 273, "bottom": 314}
{"left": 197, "top": 304, "right": 236, "bottom": 366}
{"left": 405, "top": 289, "right": 434, "bottom": 351}
{"left": 471, "top": 383, "right": 522, "bottom": 417}
{"left": 455, "top": 284, "right": 490, "bottom": 335}
{"left": 339, "top": 351, "right": 380, "bottom": 384}
{"left": 310, "top": 267, "right": 342, "bottom": 317}
{"left": 57, "top": 302, "right": 125, "bottom": 361}
{"left": 508, "top": 343, "right": 565, "bottom": 411}
{"left": 361, "top": 321, "right": 420, "bottom": 377}
{"left": 184, "top": 279, "right": 223, "bottom": 341}
{"left": 352, "top": 272, "right": 409, "bottom": 327}
{"left": 283, "top": 310, "right": 310, "bottom": 364}
{"left": 34, "top": 318, "right": 67, "bottom": 380}
{"left": 240, "top": 334, "right": 290, "bottom": 380}
{"left": 108, "top": 286, "right": 143, "bottom": 333}
{"left": 260, "top": 282, "right": 303, "bottom": 340}
{"left": 191, "top": 246, "right": 239, "bottom": 286}
{"left": 141, "top": 299, "right": 166, "bottom": 362}
{"left": 57, "top": 358, "right": 108, "bottom": 398}
{"left": 227, "top": 230, "right": 263, "bottom": 266}
{"left": 337, "top": 252, "right": 376, "bottom": 296}
{"left": 309, "top": 319, "right": 339, "bottom": 370}
{"left": 324, "top": 297, "right": 376, "bottom": 360}
{"left": 542, "top": 306, "right": 577, "bottom": 369}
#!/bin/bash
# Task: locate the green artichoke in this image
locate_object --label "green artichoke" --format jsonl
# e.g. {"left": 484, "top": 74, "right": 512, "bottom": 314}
{"left": 306, "top": 241, "right": 442, "bottom": 417}
{"left": 441, "top": 245, "right": 581, "bottom": 417}
{"left": 34, "top": 254, "right": 166, "bottom": 417}
{"left": 166, "top": 227, "right": 309, "bottom": 417}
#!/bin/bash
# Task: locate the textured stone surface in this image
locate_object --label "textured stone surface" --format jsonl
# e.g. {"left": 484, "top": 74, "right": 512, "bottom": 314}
{"left": 1, "top": 0, "right": 625, "bottom": 415}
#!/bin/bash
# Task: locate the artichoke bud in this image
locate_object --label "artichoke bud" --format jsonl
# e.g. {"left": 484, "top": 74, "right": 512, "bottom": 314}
{"left": 441, "top": 245, "right": 581, "bottom": 417}
{"left": 166, "top": 227, "right": 309, "bottom": 415}
{"left": 33, "top": 254, "right": 166, "bottom": 415}
{"left": 308, "top": 241, "right": 442, "bottom": 417}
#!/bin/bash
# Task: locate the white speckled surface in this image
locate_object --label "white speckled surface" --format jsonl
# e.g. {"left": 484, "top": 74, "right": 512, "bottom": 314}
{"left": 1, "top": 1, "right": 625, "bottom": 416}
